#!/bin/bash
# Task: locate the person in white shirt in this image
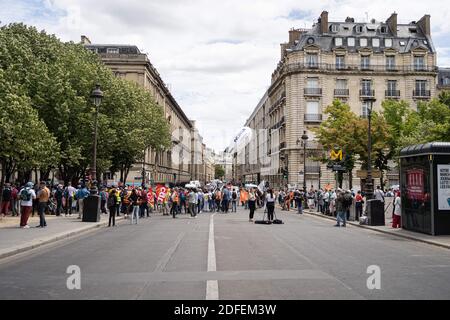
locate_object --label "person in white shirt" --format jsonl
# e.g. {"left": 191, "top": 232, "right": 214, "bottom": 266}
{"left": 265, "top": 189, "right": 276, "bottom": 222}
{"left": 392, "top": 191, "right": 401, "bottom": 228}
{"left": 19, "top": 182, "right": 37, "bottom": 228}
{"left": 374, "top": 186, "right": 385, "bottom": 203}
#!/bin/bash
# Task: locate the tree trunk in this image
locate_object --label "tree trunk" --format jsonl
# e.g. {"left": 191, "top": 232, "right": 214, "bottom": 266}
{"left": 349, "top": 169, "right": 353, "bottom": 190}
{"left": 0, "top": 159, "right": 6, "bottom": 205}
{"left": 380, "top": 170, "right": 385, "bottom": 191}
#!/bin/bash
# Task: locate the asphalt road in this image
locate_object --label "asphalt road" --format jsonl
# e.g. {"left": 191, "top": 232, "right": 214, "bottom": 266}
{"left": 1, "top": 205, "right": 450, "bottom": 300}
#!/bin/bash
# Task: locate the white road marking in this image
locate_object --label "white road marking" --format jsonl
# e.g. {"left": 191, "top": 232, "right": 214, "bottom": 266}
{"left": 206, "top": 213, "right": 219, "bottom": 300}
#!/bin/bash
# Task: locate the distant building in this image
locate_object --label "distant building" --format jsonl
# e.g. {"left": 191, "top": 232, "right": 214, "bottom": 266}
{"left": 82, "top": 36, "right": 210, "bottom": 185}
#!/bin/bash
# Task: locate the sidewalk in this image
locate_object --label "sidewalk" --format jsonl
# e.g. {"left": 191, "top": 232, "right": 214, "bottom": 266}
{"left": 0, "top": 213, "right": 124, "bottom": 260}
{"left": 303, "top": 209, "right": 450, "bottom": 250}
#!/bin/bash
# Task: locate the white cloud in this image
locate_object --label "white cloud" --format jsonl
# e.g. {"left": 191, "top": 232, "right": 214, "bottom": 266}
{"left": 2, "top": 0, "right": 450, "bottom": 151}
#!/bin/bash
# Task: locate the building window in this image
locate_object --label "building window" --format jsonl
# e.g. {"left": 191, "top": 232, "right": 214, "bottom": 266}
{"left": 380, "top": 26, "right": 388, "bottom": 34}
{"left": 372, "top": 38, "right": 380, "bottom": 47}
{"left": 307, "top": 78, "right": 319, "bottom": 88}
{"left": 331, "top": 24, "right": 339, "bottom": 33}
{"left": 335, "top": 79, "right": 348, "bottom": 96}
{"left": 306, "top": 101, "right": 319, "bottom": 115}
{"left": 89, "top": 48, "right": 98, "bottom": 53}
{"left": 336, "top": 55, "right": 345, "bottom": 69}
{"left": 444, "top": 77, "right": 450, "bottom": 85}
{"left": 415, "top": 80, "right": 427, "bottom": 95}
{"left": 107, "top": 48, "right": 119, "bottom": 54}
{"left": 361, "top": 101, "right": 370, "bottom": 118}
{"left": 386, "top": 80, "right": 398, "bottom": 97}
{"left": 360, "top": 38, "right": 368, "bottom": 47}
{"left": 348, "top": 37, "right": 355, "bottom": 47}
{"left": 386, "top": 56, "right": 396, "bottom": 70}
{"left": 356, "top": 25, "right": 364, "bottom": 33}
{"left": 361, "top": 56, "right": 371, "bottom": 70}
{"left": 385, "top": 38, "right": 393, "bottom": 47}
{"left": 306, "top": 53, "right": 318, "bottom": 68}
{"left": 361, "top": 79, "right": 372, "bottom": 95}
{"left": 414, "top": 56, "right": 425, "bottom": 71}
{"left": 335, "top": 37, "right": 343, "bottom": 46}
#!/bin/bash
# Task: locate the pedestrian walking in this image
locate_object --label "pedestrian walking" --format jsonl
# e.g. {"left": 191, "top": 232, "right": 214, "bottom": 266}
{"left": 19, "top": 182, "right": 36, "bottom": 228}
{"left": 266, "top": 189, "right": 276, "bottom": 222}
{"left": 76, "top": 184, "right": 90, "bottom": 219}
{"left": 188, "top": 188, "right": 197, "bottom": 217}
{"left": 392, "top": 191, "right": 402, "bottom": 229}
{"left": 64, "top": 183, "right": 76, "bottom": 216}
{"left": 129, "top": 189, "right": 140, "bottom": 224}
{"left": 231, "top": 189, "right": 237, "bottom": 212}
{"left": 355, "top": 190, "right": 364, "bottom": 221}
{"left": 1, "top": 183, "right": 12, "bottom": 217}
{"left": 248, "top": 188, "right": 256, "bottom": 222}
{"left": 108, "top": 188, "right": 118, "bottom": 227}
{"left": 36, "top": 181, "right": 50, "bottom": 228}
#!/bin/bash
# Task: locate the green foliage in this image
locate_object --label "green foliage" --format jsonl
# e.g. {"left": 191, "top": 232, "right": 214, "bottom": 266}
{"left": 0, "top": 23, "right": 170, "bottom": 184}
{"left": 214, "top": 165, "right": 225, "bottom": 179}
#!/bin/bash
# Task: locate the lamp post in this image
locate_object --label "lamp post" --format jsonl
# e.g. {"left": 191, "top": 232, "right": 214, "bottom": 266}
{"left": 90, "top": 84, "right": 103, "bottom": 194}
{"left": 364, "top": 97, "right": 376, "bottom": 200}
{"left": 301, "top": 131, "right": 309, "bottom": 192}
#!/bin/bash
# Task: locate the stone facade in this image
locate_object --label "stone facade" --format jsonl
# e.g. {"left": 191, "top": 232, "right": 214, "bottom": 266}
{"left": 82, "top": 37, "right": 210, "bottom": 186}
{"left": 235, "top": 12, "right": 439, "bottom": 191}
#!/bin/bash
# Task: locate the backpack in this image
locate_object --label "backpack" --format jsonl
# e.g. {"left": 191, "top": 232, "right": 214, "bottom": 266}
{"left": 232, "top": 191, "right": 237, "bottom": 200}
{"left": 107, "top": 194, "right": 116, "bottom": 207}
{"left": 20, "top": 188, "right": 32, "bottom": 201}
{"left": 343, "top": 194, "right": 353, "bottom": 208}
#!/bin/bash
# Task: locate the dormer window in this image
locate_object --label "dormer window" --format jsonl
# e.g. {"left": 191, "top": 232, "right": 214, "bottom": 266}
{"left": 385, "top": 39, "right": 393, "bottom": 47}
{"left": 348, "top": 37, "right": 355, "bottom": 47}
{"left": 335, "top": 37, "right": 343, "bottom": 46}
{"left": 356, "top": 25, "right": 364, "bottom": 33}
{"left": 331, "top": 24, "right": 339, "bottom": 33}
{"left": 372, "top": 38, "right": 380, "bottom": 47}
{"left": 380, "top": 26, "right": 388, "bottom": 34}
{"left": 360, "top": 38, "right": 368, "bottom": 47}
{"left": 107, "top": 48, "right": 119, "bottom": 54}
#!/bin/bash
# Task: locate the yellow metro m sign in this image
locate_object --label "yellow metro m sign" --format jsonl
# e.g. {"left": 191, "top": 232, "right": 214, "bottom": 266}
{"left": 330, "top": 149, "right": 343, "bottom": 161}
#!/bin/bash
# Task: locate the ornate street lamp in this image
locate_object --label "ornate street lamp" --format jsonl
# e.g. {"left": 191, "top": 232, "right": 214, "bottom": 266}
{"left": 301, "top": 131, "right": 309, "bottom": 191}
{"left": 90, "top": 84, "right": 103, "bottom": 194}
{"left": 364, "top": 97, "right": 376, "bottom": 200}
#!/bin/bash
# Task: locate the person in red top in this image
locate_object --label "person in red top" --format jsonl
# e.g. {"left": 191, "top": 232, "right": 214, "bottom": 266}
{"left": 355, "top": 190, "right": 364, "bottom": 221}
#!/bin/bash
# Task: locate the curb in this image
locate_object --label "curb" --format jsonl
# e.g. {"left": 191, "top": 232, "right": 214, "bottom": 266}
{"left": 303, "top": 210, "right": 450, "bottom": 250}
{"left": 0, "top": 217, "right": 124, "bottom": 261}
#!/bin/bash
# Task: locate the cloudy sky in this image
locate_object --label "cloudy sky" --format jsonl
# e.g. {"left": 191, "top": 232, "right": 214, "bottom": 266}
{"left": 1, "top": 0, "right": 450, "bottom": 152}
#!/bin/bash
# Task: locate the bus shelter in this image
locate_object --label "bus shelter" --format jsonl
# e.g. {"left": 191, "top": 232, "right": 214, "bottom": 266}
{"left": 399, "top": 142, "right": 450, "bottom": 235}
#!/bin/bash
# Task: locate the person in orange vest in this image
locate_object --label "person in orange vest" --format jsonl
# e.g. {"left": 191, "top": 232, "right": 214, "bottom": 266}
{"left": 170, "top": 188, "right": 179, "bottom": 218}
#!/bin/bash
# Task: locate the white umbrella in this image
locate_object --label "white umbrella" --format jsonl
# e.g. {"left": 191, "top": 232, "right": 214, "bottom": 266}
{"left": 185, "top": 184, "right": 196, "bottom": 188}
{"left": 245, "top": 183, "right": 258, "bottom": 188}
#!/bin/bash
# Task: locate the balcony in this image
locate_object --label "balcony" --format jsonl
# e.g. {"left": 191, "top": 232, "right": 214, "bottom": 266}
{"left": 279, "top": 142, "right": 286, "bottom": 150}
{"left": 360, "top": 89, "right": 375, "bottom": 98}
{"left": 334, "top": 89, "right": 349, "bottom": 97}
{"left": 304, "top": 114, "right": 323, "bottom": 122}
{"left": 304, "top": 88, "right": 322, "bottom": 96}
{"left": 385, "top": 90, "right": 401, "bottom": 98}
{"left": 413, "top": 90, "right": 431, "bottom": 99}
{"left": 280, "top": 63, "right": 438, "bottom": 75}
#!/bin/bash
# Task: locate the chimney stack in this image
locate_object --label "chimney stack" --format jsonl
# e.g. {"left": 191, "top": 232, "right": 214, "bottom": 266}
{"left": 386, "top": 13, "right": 397, "bottom": 36}
{"left": 319, "top": 11, "right": 329, "bottom": 34}
{"left": 288, "top": 28, "right": 301, "bottom": 45}
{"left": 417, "top": 14, "right": 431, "bottom": 36}
{"left": 80, "top": 35, "right": 91, "bottom": 45}
{"left": 280, "top": 43, "right": 288, "bottom": 59}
